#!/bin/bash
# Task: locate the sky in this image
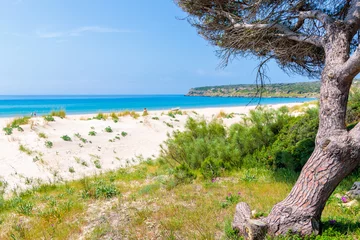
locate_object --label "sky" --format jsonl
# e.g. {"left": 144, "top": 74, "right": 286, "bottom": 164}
{"left": 0, "top": 0, "right": 312, "bottom": 95}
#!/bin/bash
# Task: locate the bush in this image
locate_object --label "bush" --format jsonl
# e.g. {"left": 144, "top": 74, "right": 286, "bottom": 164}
{"left": 94, "top": 113, "right": 107, "bottom": 120}
{"left": 105, "top": 126, "right": 113, "bottom": 133}
{"left": 43, "top": 115, "right": 55, "bottom": 122}
{"left": 161, "top": 107, "right": 317, "bottom": 173}
{"left": 121, "top": 131, "right": 128, "bottom": 137}
{"left": 200, "top": 157, "right": 222, "bottom": 180}
{"left": 89, "top": 131, "right": 97, "bottom": 136}
{"left": 3, "top": 127, "right": 13, "bottom": 135}
{"left": 173, "top": 164, "right": 196, "bottom": 185}
{"left": 61, "top": 135, "right": 72, "bottom": 141}
{"left": 45, "top": 141, "right": 53, "bottom": 148}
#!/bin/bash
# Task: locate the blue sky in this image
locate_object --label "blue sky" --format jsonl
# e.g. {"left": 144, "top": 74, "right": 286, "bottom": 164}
{"left": 0, "top": 0, "right": 311, "bottom": 95}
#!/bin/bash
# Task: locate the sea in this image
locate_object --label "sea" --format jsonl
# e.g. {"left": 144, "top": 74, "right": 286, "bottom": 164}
{"left": 0, "top": 95, "right": 315, "bottom": 117}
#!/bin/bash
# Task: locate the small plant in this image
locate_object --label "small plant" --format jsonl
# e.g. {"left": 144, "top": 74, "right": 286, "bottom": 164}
{"left": 115, "top": 136, "right": 120, "bottom": 140}
{"left": 221, "top": 192, "right": 241, "bottom": 208}
{"left": 61, "top": 135, "right": 72, "bottom": 141}
{"left": 3, "top": 127, "right": 13, "bottom": 135}
{"left": 45, "top": 141, "right": 53, "bottom": 148}
{"left": 152, "top": 117, "right": 159, "bottom": 120}
{"left": 121, "top": 131, "right": 128, "bottom": 137}
{"left": 38, "top": 132, "right": 47, "bottom": 138}
{"left": 17, "top": 127, "right": 24, "bottom": 132}
{"left": 50, "top": 109, "right": 66, "bottom": 118}
{"left": 89, "top": 131, "right": 97, "bottom": 136}
{"left": 94, "top": 112, "right": 108, "bottom": 120}
{"left": 43, "top": 115, "right": 55, "bottom": 122}
{"left": 69, "top": 167, "right": 75, "bottom": 173}
{"left": 110, "top": 112, "right": 119, "bottom": 121}
{"left": 105, "top": 126, "right": 113, "bottom": 133}
{"left": 167, "top": 112, "right": 176, "bottom": 118}
{"left": 163, "top": 121, "right": 174, "bottom": 128}
{"left": 94, "top": 160, "right": 102, "bottom": 169}
{"left": 19, "top": 145, "right": 33, "bottom": 155}
{"left": 17, "top": 201, "right": 33, "bottom": 215}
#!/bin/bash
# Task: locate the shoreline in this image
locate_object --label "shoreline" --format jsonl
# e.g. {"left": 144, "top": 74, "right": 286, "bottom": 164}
{"left": 0, "top": 100, "right": 315, "bottom": 120}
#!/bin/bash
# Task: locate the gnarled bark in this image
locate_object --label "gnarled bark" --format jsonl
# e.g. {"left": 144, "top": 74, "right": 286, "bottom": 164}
{"left": 233, "top": 27, "right": 360, "bottom": 237}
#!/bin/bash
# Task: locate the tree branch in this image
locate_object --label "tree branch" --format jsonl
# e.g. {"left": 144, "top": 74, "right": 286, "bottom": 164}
{"left": 345, "top": 0, "right": 360, "bottom": 36}
{"left": 350, "top": 122, "right": 360, "bottom": 143}
{"left": 296, "top": 10, "right": 334, "bottom": 26}
{"left": 233, "top": 22, "right": 323, "bottom": 48}
{"left": 340, "top": 46, "right": 360, "bottom": 78}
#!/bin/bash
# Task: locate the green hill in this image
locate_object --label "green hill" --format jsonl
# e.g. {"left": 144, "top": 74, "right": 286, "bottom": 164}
{"left": 186, "top": 80, "right": 360, "bottom": 98}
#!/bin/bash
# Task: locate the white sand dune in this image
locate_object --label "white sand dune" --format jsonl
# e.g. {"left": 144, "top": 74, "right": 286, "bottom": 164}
{"left": 0, "top": 103, "right": 302, "bottom": 196}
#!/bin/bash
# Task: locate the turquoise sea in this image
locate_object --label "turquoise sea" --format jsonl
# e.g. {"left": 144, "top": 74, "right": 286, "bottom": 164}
{"left": 0, "top": 95, "right": 315, "bottom": 117}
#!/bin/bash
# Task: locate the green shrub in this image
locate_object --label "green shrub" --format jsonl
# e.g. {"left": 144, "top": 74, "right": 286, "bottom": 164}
{"left": 152, "top": 117, "right": 159, "bottom": 120}
{"left": 121, "top": 131, "right": 128, "bottom": 137}
{"left": 105, "top": 126, "right": 113, "bottom": 133}
{"left": 61, "top": 135, "right": 72, "bottom": 141}
{"left": 200, "top": 157, "right": 222, "bottom": 180}
{"left": 94, "top": 113, "right": 107, "bottom": 120}
{"left": 3, "top": 127, "right": 13, "bottom": 135}
{"left": 69, "top": 167, "right": 75, "bottom": 173}
{"left": 173, "top": 164, "right": 196, "bottom": 185}
{"left": 43, "top": 115, "right": 55, "bottom": 122}
{"left": 19, "top": 145, "right": 33, "bottom": 155}
{"left": 17, "top": 126, "right": 24, "bottom": 132}
{"left": 88, "top": 131, "right": 97, "bottom": 136}
{"left": 45, "top": 141, "right": 53, "bottom": 148}
{"left": 38, "top": 132, "right": 47, "bottom": 138}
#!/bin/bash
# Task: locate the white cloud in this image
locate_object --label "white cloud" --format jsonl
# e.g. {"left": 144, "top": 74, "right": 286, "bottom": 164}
{"left": 36, "top": 26, "right": 133, "bottom": 39}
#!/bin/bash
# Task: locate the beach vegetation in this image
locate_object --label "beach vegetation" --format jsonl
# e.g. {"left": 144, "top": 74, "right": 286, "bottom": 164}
{"left": 61, "top": 135, "right": 72, "bottom": 142}
{"left": 110, "top": 112, "right": 118, "bottom": 121}
{"left": 105, "top": 126, "right": 113, "bottom": 133}
{"left": 121, "top": 131, "right": 128, "bottom": 137}
{"left": 152, "top": 116, "right": 159, "bottom": 120}
{"left": 94, "top": 112, "right": 108, "bottom": 120}
{"left": 45, "top": 141, "right": 53, "bottom": 148}
{"left": 167, "top": 112, "right": 176, "bottom": 118}
{"left": 217, "top": 110, "right": 234, "bottom": 119}
{"left": 69, "top": 167, "right": 75, "bottom": 173}
{"left": 88, "top": 131, "right": 96, "bottom": 136}
{"left": 93, "top": 160, "right": 101, "bottom": 169}
{"left": 7, "top": 116, "right": 31, "bottom": 128}
{"left": 50, "top": 110, "right": 66, "bottom": 118}
{"left": 43, "top": 115, "right": 55, "bottom": 122}
{"left": 38, "top": 132, "right": 47, "bottom": 139}
{"left": 142, "top": 111, "right": 149, "bottom": 116}
{"left": 17, "top": 126, "right": 24, "bottom": 132}
{"left": 19, "top": 145, "right": 33, "bottom": 155}
{"left": 117, "top": 110, "right": 140, "bottom": 119}
{"left": 3, "top": 127, "right": 13, "bottom": 135}
{"left": 163, "top": 121, "right": 174, "bottom": 128}
{"left": 0, "top": 159, "right": 359, "bottom": 239}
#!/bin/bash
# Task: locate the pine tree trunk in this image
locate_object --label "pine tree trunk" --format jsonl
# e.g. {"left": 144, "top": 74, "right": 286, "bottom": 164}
{"left": 233, "top": 28, "right": 360, "bottom": 238}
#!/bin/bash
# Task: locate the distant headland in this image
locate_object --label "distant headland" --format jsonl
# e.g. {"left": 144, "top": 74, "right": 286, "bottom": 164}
{"left": 186, "top": 80, "right": 360, "bottom": 98}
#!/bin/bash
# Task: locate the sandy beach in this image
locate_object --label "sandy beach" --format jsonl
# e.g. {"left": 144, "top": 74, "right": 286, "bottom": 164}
{"left": 0, "top": 103, "right": 303, "bottom": 196}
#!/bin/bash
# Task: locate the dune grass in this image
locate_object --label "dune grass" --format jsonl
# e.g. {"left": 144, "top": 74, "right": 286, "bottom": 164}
{"left": 6, "top": 116, "right": 31, "bottom": 128}
{"left": 117, "top": 110, "right": 140, "bottom": 119}
{"left": 50, "top": 110, "right": 66, "bottom": 118}
{"left": 0, "top": 160, "right": 358, "bottom": 239}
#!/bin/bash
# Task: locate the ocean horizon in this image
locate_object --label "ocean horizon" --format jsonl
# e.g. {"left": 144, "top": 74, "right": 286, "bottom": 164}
{"left": 0, "top": 95, "right": 315, "bottom": 117}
